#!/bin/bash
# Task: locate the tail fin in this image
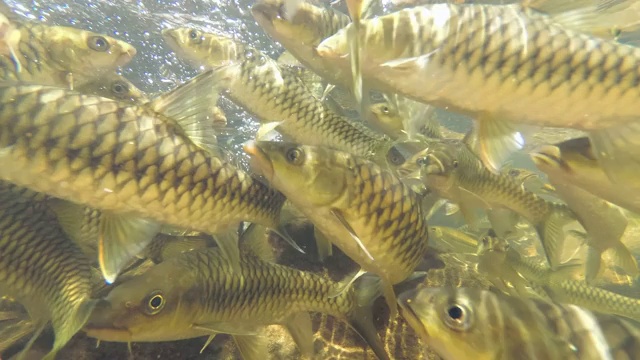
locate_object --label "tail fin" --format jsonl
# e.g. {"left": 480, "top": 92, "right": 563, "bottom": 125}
{"left": 610, "top": 242, "right": 640, "bottom": 278}
{"left": 536, "top": 204, "right": 576, "bottom": 269}
{"left": 44, "top": 299, "right": 98, "bottom": 360}
{"left": 348, "top": 274, "right": 389, "bottom": 360}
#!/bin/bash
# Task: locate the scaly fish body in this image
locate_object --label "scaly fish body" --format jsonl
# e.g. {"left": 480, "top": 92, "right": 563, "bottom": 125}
{"left": 428, "top": 226, "right": 477, "bottom": 254}
{"left": 0, "top": 20, "right": 135, "bottom": 87}
{"left": 0, "top": 75, "right": 285, "bottom": 243}
{"left": 245, "top": 141, "right": 429, "bottom": 316}
{"left": 163, "top": 27, "right": 387, "bottom": 156}
{"left": 0, "top": 187, "right": 96, "bottom": 359}
{"left": 318, "top": 4, "right": 640, "bottom": 177}
{"left": 479, "top": 234, "right": 640, "bottom": 322}
{"left": 251, "top": 0, "right": 352, "bottom": 89}
{"left": 399, "top": 286, "right": 640, "bottom": 360}
{"left": 85, "top": 247, "right": 389, "bottom": 359}
{"left": 531, "top": 137, "right": 640, "bottom": 214}
{"left": 163, "top": 29, "right": 389, "bottom": 158}
{"left": 401, "top": 139, "right": 574, "bottom": 266}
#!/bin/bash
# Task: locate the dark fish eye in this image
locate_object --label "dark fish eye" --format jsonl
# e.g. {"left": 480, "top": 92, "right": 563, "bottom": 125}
{"left": 444, "top": 303, "right": 472, "bottom": 331}
{"left": 88, "top": 36, "right": 110, "bottom": 52}
{"left": 452, "top": 160, "right": 459, "bottom": 168}
{"left": 111, "top": 81, "right": 128, "bottom": 95}
{"left": 144, "top": 291, "right": 165, "bottom": 315}
{"left": 508, "top": 169, "right": 519, "bottom": 177}
{"left": 416, "top": 157, "right": 427, "bottom": 167}
{"left": 188, "top": 29, "right": 202, "bottom": 44}
{"left": 386, "top": 147, "right": 405, "bottom": 166}
{"left": 381, "top": 106, "right": 390, "bottom": 114}
{"left": 286, "top": 147, "right": 304, "bottom": 165}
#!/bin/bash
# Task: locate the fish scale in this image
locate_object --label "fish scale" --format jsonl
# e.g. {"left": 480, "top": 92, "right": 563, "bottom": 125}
{"left": 0, "top": 80, "right": 285, "bottom": 237}
{"left": 0, "top": 188, "right": 95, "bottom": 360}
{"left": 399, "top": 287, "right": 640, "bottom": 360}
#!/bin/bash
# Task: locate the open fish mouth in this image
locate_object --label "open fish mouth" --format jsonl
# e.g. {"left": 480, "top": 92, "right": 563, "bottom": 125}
{"left": 243, "top": 141, "right": 275, "bottom": 183}
{"left": 530, "top": 145, "right": 568, "bottom": 171}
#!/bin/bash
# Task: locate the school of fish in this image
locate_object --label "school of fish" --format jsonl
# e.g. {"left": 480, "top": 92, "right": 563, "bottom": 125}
{"left": 1, "top": 0, "right": 640, "bottom": 359}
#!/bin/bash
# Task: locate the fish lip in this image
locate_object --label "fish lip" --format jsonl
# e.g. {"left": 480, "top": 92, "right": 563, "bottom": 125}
{"left": 243, "top": 141, "right": 275, "bottom": 182}
{"left": 115, "top": 46, "right": 137, "bottom": 67}
{"left": 83, "top": 325, "right": 133, "bottom": 341}
{"left": 251, "top": 2, "right": 280, "bottom": 23}
{"left": 397, "top": 290, "right": 429, "bottom": 337}
{"left": 530, "top": 145, "right": 562, "bottom": 168}
{"left": 161, "top": 29, "right": 182, "bottom": 51}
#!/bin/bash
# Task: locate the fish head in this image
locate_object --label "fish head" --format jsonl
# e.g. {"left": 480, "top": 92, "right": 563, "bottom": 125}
{"left": 531, "top": 137, "right": 601, "bottom": 183}
{"left": 162, "top": 27, "right": 245, "bottom": 67}
{"left": 245, "top": 141, "right": 350, "bottom": 207}
{"left": 84, "top": 259, "right": 200, "bottom": 342}
{"left": 252, "top": 0, "right": 346, "bottom": 47}
{"left": 44, "top": 26, "right": 136, "bottom": 73}
{"left": 476, "top": 230, "right": 508, "bottom": 256}
{"left": 75, "top": 73, "right": 148, "bottom": 103}
{"left": 399, "top": 287, "right": 494, "bottom": 360}
{"left": 367, "top": 102, "right": 404, "bottom": 136}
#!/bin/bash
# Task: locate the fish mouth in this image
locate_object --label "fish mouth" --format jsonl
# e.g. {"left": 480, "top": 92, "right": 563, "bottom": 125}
{"left": 243, "top": 141, "right": 275, "bottom": 182}
{"left": 422, "top": 154, "right": 445, "bottom": 175}
{"left": 84, "top": 325, "right": 133, "bottom": 342}
{"left": 397, "top": 290, "right": 429, "bottom": 338}
{"left": 530, "top": 145, "right": 567, "bottom": 171}
{"left": 161, "top": 29, "right": 182, "bottom": 51}
{"left": 115, "top": 46, "right": 137, "bottom": 67}
{"left": 251, "top": 2, "right": 282, "bottom": 24}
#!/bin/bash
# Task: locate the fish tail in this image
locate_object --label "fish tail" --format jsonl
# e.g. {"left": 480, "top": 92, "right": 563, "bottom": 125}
{"left": 45, "top": 299, "right": 98, "bottom": 359}
{"left": 348, "top": 274, "right": 390, "bottom": 360}
{"left": 536, "top": 204, "right": 576, "bottom": 269}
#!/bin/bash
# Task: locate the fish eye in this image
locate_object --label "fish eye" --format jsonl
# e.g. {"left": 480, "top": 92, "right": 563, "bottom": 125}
{"left": 381, "top": 105, "right": 390, "bottom": 114}
{"left": 188, "top": 29, "right": 202, "bottom": 44}
{"left": 508, "top": 169, "right": 519, "bottom": 177}
{"left": 244, "top": 49, "right": 256, "bottom": 60}
{"left": 285, "top": 147, "right": 304, "bottom": 165}
{"left": 452, "top": 160, "right": 459, "bottom": 168}
{"left": 386, "top": 147, "right": 405, "bottom": 166}
{"left": 88, "top": 36, "right": 110, "bottom": 52}
{"left": 111, "top": 81, "right": 128, "bottom": 95}
{"left": 416, "top": 157, "right": 428, "bottom": 167}
{"left": 258, "top": 55, "right": 267, "bottom": 65}
{"left": 444, "top": 303, "right": 472, "bottom": 331}
{"left": 144, "top": 291, "right": 165, "bottom": 315}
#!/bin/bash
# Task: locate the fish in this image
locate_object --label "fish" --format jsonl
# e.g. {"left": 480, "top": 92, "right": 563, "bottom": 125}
{"left": 142, "top": 232, "right": 215, "bottom": 264}
{"left": 398, "top": 286, "right": 640, "bottom": 360}
{"left": 251, "top": 0, "right": 352, "bottom": 90}
{"left": 163, "top": 29, "right": 390, "bottom": 158}
{"left": 368, "top": 95, "right": 441, "bottom": 140}
{"left": 500, "top": 162, "right": 555, "bottom": 194}
{"left": 316, "top": 3, "right": 640, "bottom": 183}
{"left": 531, "top": 137, "right": 640, "bottom": 214}
{"left": 428, "top": 226, "right": 478, "bottom": 254}
{"left": 0, "top": 5, "right": 135, "bottom": 88}
{"left": 0, "top": 186, "right": 96, "bottom": 359}
{"left": 399, "top": 139, "right": 576, "bottom": 268}
{"left": 244, "top": 141, "right": 430, "bottom": 317}
{"left": 84, "top": 245, "right": 390, "bottom": 360}
{"left": 478, "top": 232, "right": 640, "bottom": 322}
{"left": 532, "top": 149, "right": 638, "bottom": 282}
{"left": 0, "top": 70, "right": 288, "bottom": 282}
{"left": 75, "top": 73, "right": 149, "bottom": 104}
{"left": 0, "top": 11, "right": 20, "bottom": 73}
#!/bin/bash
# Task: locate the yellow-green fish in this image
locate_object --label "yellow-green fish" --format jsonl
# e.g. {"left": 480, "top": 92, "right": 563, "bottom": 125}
{"left": 399, "top": 139, "right": 575, "bottom": 268}
{"left": 478, "top": 232, "right": 640, "bottom": 322}
{"left": 244, "top": 141, "right": 429, "bottom": 317}
{"left": 163, "top": 29, "right": 389, "bottom": 158}
{"left": 532, "top": 149, "right": 638, "bottom": 282}
{"left": 0, "top": 5, "right": 135, "bottom": 88}
{"left": 251, "top": 0, "right": 352, "bottom": 90}
{"left": 399, "top": 286, "right": 640, "bottom": 360}
{"left": 368, "top": 95, "right": 441, "bottom": 140}
{"left": 530, "top": 137, "right": 640, "bottom": 214}
{"left": 317, "top": 3, "right": 640, "bottom": 183}
{"left": 75, "top": 73, "right": 148, "bottom": 104}
{"left": 84, "top": 246, "right": 389, "bottom": 360}
{"left": 0, "top": 70, "right": 287, "bottom": 281}
{"left": 428, "top": 226, "right": 478, "bottom": 254}
{"left": 0, "top": 187, "right": 96, "bottom": 360}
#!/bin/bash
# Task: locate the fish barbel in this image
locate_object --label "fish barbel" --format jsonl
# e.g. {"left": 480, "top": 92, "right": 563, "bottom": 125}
{"left": 399, "top": 286, "right": 640, "bottom": 360}
{"left": 317, "top": 3, "right": 640, "bottom": 181}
